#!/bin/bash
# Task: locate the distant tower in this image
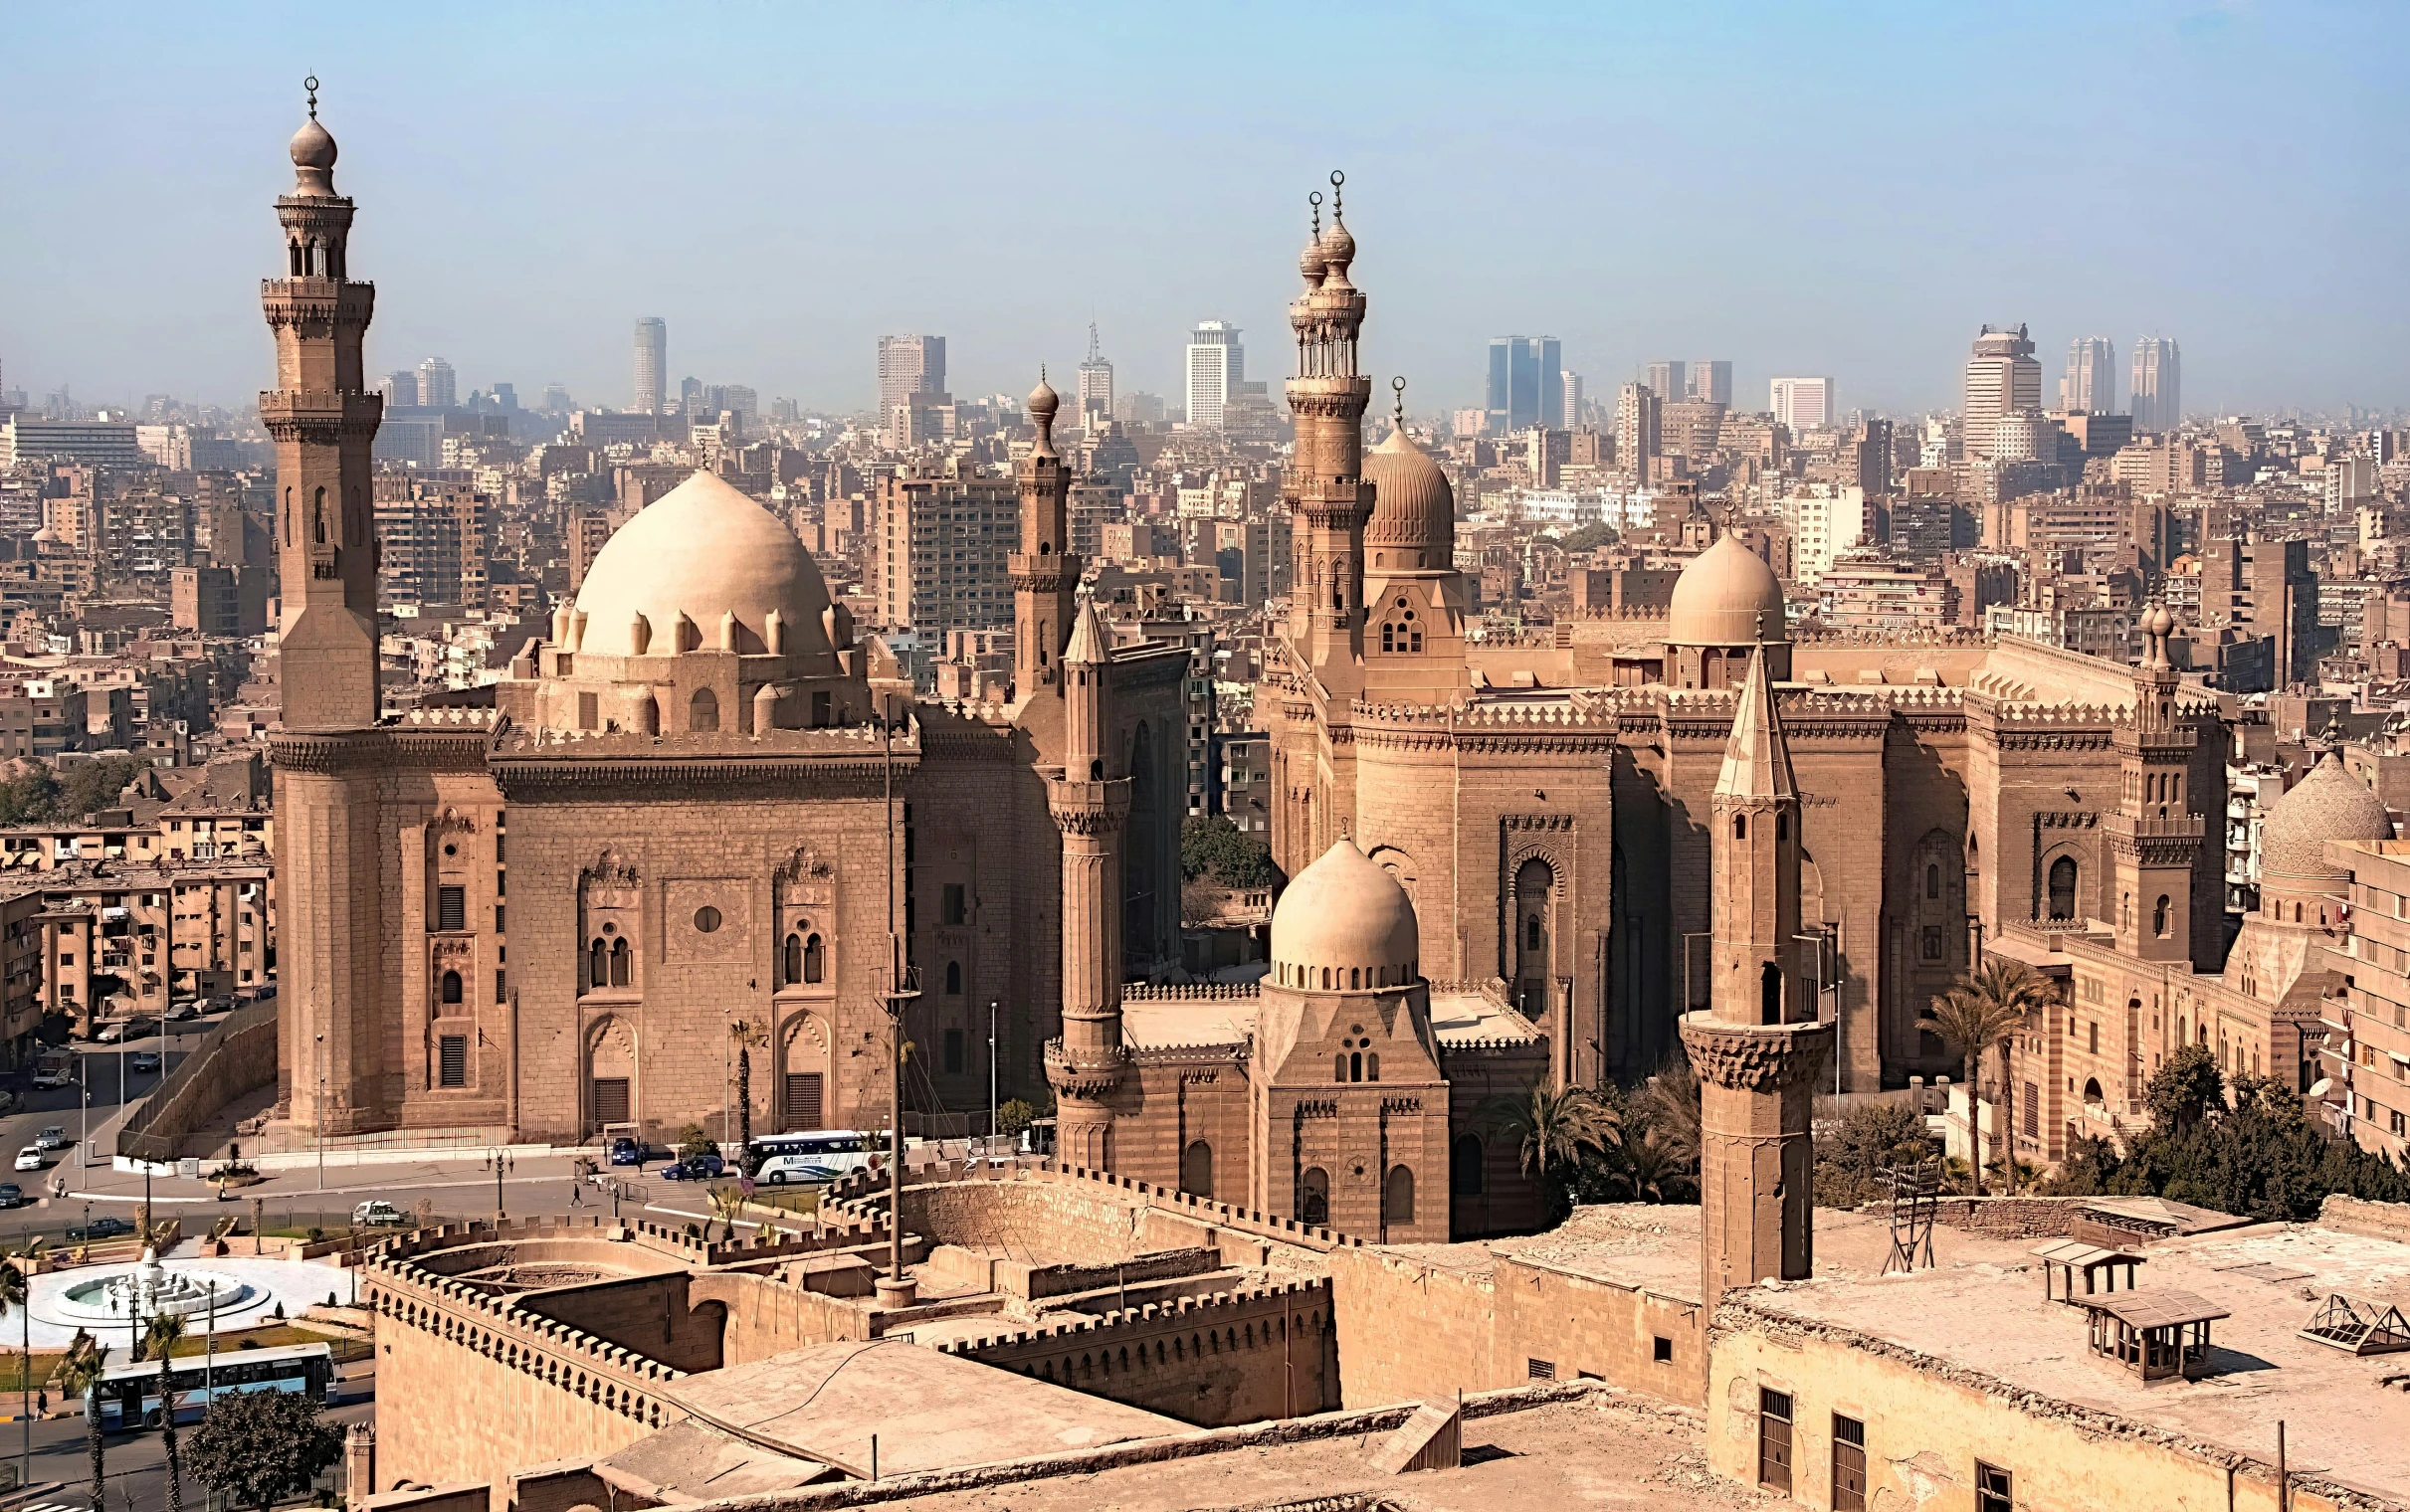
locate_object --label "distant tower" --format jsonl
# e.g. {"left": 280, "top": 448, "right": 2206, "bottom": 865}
{"left": 1284, "top": 174, "right": 1373, "bottom": 689}
{"left": 1011, "top": 373, "right": 1078, "bottom": 697}
{"left": 1077, "top": 323, "right": 1114, "bottom": 422}
{"left": 1043, "top": 593, "right": 1130, "bottom": 1168}
{"left": 2109, "top": 605, "right": 2203, "bottom": 963}
{"left": 1962, "top": 323, "right": 2040, "bottom": 460}
{"left": 415, "top": 356, "right": 456, "bottom": 411}
{"left": 1185, "top": 321, "right": 1244, "bottom": 431}
{"left": 1682, "top": 642, "right": 1834, "bottom": 1316}
{"left": 2132, "top": 336, "right": 2181, "bottom": 434}
{"left": 2060, "top": 335, "right": 2117, "bottom": 415}
{"left": 878, "top": 335, "right": 945, "bottom": 416}
{"left": 633, "top": 317, "right": 667, "bottom": 415}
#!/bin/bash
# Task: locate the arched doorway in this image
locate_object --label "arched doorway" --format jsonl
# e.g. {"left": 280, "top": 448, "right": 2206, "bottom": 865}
{"left": 1300, "top": 1166, "right": 1329, "bottom": 1227}
{"left": 779, "top": 1014, "right": 830, "bottom": 1131}
{"left": 1181, "top": 1140, "right": 1214, "bottom": 1199}
{"left": 585, "top": 1016, "right": 636, "bottom": 1140}
{"left": 1513, "top": 856, "right": 1554, "bottom": 1019}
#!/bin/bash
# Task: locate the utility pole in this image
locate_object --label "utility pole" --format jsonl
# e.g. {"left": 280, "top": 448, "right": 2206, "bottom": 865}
{"left": 877, "top": 708, "right": 920, "bottom": 1307}
{"left": 988, "top": 999, "right": 999, "bottom": 1150}
{"left": 314, "top": 1029, "right": 326, "bottom": 1195}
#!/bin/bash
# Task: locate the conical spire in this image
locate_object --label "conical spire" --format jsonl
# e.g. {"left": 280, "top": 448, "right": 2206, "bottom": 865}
{"left": 1064, "top": 589, "right": 1108, "bottom": 665}
{"left": 1716, "top": 643, "right": 1797, "bottom": 802}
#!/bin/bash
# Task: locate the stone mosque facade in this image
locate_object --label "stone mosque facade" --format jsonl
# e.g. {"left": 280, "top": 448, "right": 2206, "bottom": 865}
{"left": 264, "top": 99, "right": 2362, "bottom": 1238}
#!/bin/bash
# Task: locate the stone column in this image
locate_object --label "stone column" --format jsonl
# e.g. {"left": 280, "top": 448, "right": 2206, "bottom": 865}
{"left": 1681, "top": 1013, "right": 1833, "bottom": 1317}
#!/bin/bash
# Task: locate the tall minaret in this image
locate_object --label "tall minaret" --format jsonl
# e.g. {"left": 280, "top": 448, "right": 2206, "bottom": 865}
{"left": 1283, "top": 173, "right": 1373, "bottom": 692}
{"left": 1043, "top": 593, "right": 1130, "bottom": 1168}
{"left": 2108, "top": 604, "right": 2203, "bottom": 961}
{"left": 1682, "top": 643, "right": 1833, "bottom": 1315}
{"left": 1010, "top": 373, "right": 1078, "bottom": 699}
{"left": 262, "top": 78, "right": 381, "bottom": 731}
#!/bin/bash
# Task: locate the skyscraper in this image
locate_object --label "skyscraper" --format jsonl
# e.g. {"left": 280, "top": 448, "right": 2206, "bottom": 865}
{"left": 416, "top": 356, "right": 457, "bottom": 411}
{"left": 1560, "top": 371, "right": 1585, "bottom": 431}
{"left": 2132, "top": 336, "right": 2181, "bottom": 433}
{"left": 1616, "top": 382, "right": 1661, "bottom": 481}
{"left": 633, "top": 317, "right": 667, "bottom": 415}
{"left": 878, "top": 334, "right": 946, "bottom": 416}
{"left": 1185, "top": 321, "right": 1244, "bottom": 431}
{"left": 1960, "top": 325, "right": 2039, "bottom": 461}
{"left": 378, "top": 370, "right": 417, "bottom": 409}
{"left": 1689, "top": 360, "right": 1733, "bottom": 406}
{"left": 1077, "top": 323, "right": 1114, "bottom": 421}
{"left": 2059, "top": 335, "right": 2116, "bottom": 415}
{"left": 1484, "top": 336, "right": 1561, "bottom": 435}
{"left": 1644, "top": 361, "right": 1687, "bottom": 405}
{"left": 1769, "top": 377, "right": 1834, "bottom": 432}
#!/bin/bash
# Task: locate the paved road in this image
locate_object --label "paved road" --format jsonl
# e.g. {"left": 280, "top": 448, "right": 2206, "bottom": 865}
{"left": 0, "top": 1375, "right": 372, "bottom": 1512}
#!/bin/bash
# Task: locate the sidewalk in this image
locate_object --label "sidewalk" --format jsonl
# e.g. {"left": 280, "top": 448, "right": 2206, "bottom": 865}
{"left": 46, "top": 1150, "right": 588, "bottom": 1208}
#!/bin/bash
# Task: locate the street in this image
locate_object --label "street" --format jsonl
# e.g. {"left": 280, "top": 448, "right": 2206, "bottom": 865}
{"left": 0, "top": 1379, "right": 373, "bottom": 1512}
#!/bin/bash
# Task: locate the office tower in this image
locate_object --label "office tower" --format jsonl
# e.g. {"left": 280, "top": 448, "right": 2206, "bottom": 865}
{"left": 540, "top": 383, "right": 571, "bottom": 412}
{"left": 2132, "top": 336, "right": 2181, "bottom": 433}
{"left": 1960, "top": 324, "right": 2039, "bottom": 461}
{"left": 1689, "top": 360, "right": 1733, "bottom": 406}
{"left": 1616, "top": 382, "right": 1661, "bottom": 481}
{"left": 2059, "top": 336, "right": 2116, "bottom": 415}
{"left": 1078, "top": 323, "right": 1114, "bottom": 421}
{"left": 416, "top": 356, "right": 456, "bottom": 411}
{"left": 1484, "top": 336, "right": 1561, "bottom": 435}
{"left": 878, "top": 334, "right": 946, "bottom": 416}
{"left": 1645, "top": 361, "right": 1687, "bottom": 405}
{"left": 1185, "top": 320, "right": 1244, "bottom": 431}
{"left": 633, "top": 317, "right": 667, "bottom": 414}
{"left": 1560, "top": 371, "right": 1585, "bottom": 431}
{"left": 379, "top": 370, "right": 418, "bottom": 408}
{"left": 1769, "top": 377, "right": 1834, "bottom": 431}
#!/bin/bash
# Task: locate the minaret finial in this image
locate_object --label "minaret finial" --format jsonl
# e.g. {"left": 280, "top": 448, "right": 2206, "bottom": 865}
{"left": 1329, "top": 169, "right": 1344, "bottom": 221}
{"left": 1308, "top": 190, "right": 1321, "bottom": 237}
{"left": 1391, "top": 375, "right": 1406, "bottom": 431}
{"left": 304, "top": 75, "right": 319, "bottom": 120}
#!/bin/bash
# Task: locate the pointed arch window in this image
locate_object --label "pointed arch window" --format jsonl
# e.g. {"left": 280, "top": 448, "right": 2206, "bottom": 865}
{"left": 2047, "top": 856, "right": 2077, "bottom": 920}
{"left": 609, "top": 937, "right": 631, "bottom": 987}
{"left": 803, "top": 933, "right": 825, "bottom": 984}
{"left": 440, "top": 970, "right": 463, "bottom": 1006}
{"left": 782, "top": 932, "right": 803, "bottom": 986}
{"left": 588, "top": 938, "right": 608, "bottom": 991}
{"left": 2152, "top": 894, "right": 2171, "bottom": 938}
{"left": 944, "top": 960, "right": 962, "bottom": 995}
{"left": 689, "top": 687, "right": 719, "bottom": 732}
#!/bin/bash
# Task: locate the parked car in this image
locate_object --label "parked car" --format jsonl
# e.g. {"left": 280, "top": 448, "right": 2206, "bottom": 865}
{"left": 30, "top": 1069, "right": 70, "bottom": 1090}
{"left": 66, "top": 1216, "right": 132, "bottom": 1241}
{"left": 128, "top": 1051, "right": 162, "bottom": 1073}
{"left": 657, "top": 1153, "right": 725, "bottom": 1181}
{"left": 165, "top": 1002, "right": 203, "bottom": 1023}
{"left": 12, "top": 1147, "right": 42, "bottom": 1172}
{"left": 0, "top": 1185, "right": 26, "bottom": 1210}
{"left": 608, "top": 1136, "right": 648, "bottom": 1167}
{"left": 34, "top": 1127, "right": 66, "bottom": 1151}
{"left": 352, "top": 1201, "right": 408, "bottom": 1227}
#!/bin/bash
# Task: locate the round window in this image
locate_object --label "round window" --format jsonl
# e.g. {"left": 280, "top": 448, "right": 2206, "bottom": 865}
{"left": 694, "top": 906, "right": 722, "bottom": 933}
{"left": 442, "top": 844, "right": 457, "bottom": 857}
{"left": 600, "top": 921, "right": 617, "bottom": 937}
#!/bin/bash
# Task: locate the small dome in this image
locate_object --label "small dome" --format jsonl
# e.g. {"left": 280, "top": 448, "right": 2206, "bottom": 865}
{"left": 569, "top": 471, "right": 838, "bottom": 672}
{"left": 1299, "top": 232, "right": 1326, "bottom": 284}
{"left": 2262, "top": 751, "right": 2392, "bottom": 881}
{"left": 1269, "top": 840, "right": 1419, "bottom": 981}
{"left": 1320, "top": 218, "right": 1356, "bottom": 278}
{"left": 1363, "top": 424, "right": 1453, "bottom": 554}
{"left": 1026, "top": 375, "right": 1059, "bottom": 426}
{"left": 1667, "top": 534, "right": 1787, "bottom": 647}
{"left": 290, "top": 116, "right": 336, "bottom": 172}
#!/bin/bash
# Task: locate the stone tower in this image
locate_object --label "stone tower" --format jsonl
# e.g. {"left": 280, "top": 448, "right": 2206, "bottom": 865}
{"left": 1681, "top": 643, "right": 1833, "bottom": 1315}
{"left": 1044, "top": 593, "right": 1130, "bottom": 1167}
{"left": 2109, "top": 604, "right": 2202, "bottom": 962}
{"left": 1284, "top": 174, "right": 1374, "bottom": 694}
{"left": 1011, "top": 373, "right": 1078, "bottom": 697}
{"left": 263, "top": 84, "right": 386, "bottom": 1134}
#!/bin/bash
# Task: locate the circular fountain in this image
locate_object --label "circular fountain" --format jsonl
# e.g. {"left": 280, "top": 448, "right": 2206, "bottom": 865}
{"left": 51, "top": 1247, "right": 256, "bottom": 1327}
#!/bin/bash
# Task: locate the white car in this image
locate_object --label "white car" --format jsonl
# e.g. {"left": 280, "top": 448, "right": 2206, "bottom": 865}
{"left": 12, "top": 1148, "right": 42, "bottom": 1172}
{"left": 34, "top": 1127, "right": 65, "bottom": 1151}
{"left": 352, "top": 1201, "right": 407, "bottom": 1228}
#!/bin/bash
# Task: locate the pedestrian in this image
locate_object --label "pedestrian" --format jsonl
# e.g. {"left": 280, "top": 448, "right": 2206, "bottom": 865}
{"left": 569, "top": 1180, "right": 584, "bottom": 1208}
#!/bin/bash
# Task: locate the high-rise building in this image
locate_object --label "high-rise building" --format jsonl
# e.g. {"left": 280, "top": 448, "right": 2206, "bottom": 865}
{"left": 1560, "top": 371, "right": 1585, "bottom": 431}
{"left": 633, "top": 317, "right": 667, "bottom": 415}
{"left": 1184, "top": 321, "right": 1244, "bottom": 431}
{"left": 379, "top": 370, "right": 418, "bottom": 409}
{"left": 1768, "top": 377, "right": 1834, "bottom": 432}
{"left": 1078, "top": 323, "right": 1114, "bottom": 421}
{"left": 1616, "top": 383, "right": 1661, "bottom": 481}
{"left": 872, "top": 472, "right": 1016, "bottom": 635}
{"left": 1961, "top": 325, "right": 2040, "bottom": 461}
{"left": 2059, "top": 335, "right": 2117, "bottom": 415}
{"left": 878, "top": 334, "right": 946, "bottom": 417}
{"left": 541, "top": 383, "right": 571, "bottom": 413}
{"left": 2132, "top": 336, "right": 2181, "bottom": 434}
{"left": 416, "top": 356, "right": 457, "bottom": 411}
{"left": 1644, "top": 361, "right": 1687, "bottom": 404}
{"left": 1485, "top": 336, "right": 1561, "bottom": 435}
{"left": 1689, "top": 360, "right": 1733, "bottom": 406}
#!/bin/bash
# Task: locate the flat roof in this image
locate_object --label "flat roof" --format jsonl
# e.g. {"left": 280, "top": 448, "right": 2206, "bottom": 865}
{"left": 2081, "top": 1289, "right": 2230, "bottom": 1330}
{"left": 1429, "top": 988, "right": 1542, "bottom": 1045}
{"left": 1119, "top": 997, "right": 1254, "bottom": 1052}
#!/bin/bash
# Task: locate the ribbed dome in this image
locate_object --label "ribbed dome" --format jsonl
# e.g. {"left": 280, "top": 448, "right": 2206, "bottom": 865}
{"left": 1363, "top": 424, "right": 1453, "bottom": 554}
{"left": 1667, "top": 534, "right": 1787, "bottom": 647}
{"left": 569, "top": 471, "right": 838, "bottom": 672}
{"left": 2262, "top": 751, "right": 2392, "bottom": 880}
{"left": 1270, "top": 841, "right": 1419, "bottom": 981}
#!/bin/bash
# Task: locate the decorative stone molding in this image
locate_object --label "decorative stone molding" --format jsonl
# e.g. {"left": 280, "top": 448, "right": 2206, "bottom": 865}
{"left": 1678, "top": 1014, "right": 1834, "bottom": 1092}
{"left": 581, "top": 848, "right": 639, "bottom": 890}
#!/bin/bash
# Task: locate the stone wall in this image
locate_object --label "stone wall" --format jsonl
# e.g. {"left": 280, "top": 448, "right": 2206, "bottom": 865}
{"left": 2318, "top": 1193, "right": 2410, "bottom": 1244}
{"left": 515, "top": 1272, "right": 725, "bottom": 1375}
{"left": 116, "top": 1002, "right": 278, "bottom": 1162}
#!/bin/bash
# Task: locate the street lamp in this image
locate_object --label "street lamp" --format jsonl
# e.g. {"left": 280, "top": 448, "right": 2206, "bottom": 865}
{"left": 987, "top": 1000, "right": 999, "bottom": 1151}
{"left": 314, "top": 1030, "right": 325, "bottom": 1194}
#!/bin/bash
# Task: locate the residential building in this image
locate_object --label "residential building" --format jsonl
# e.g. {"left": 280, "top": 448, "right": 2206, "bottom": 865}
{"left": 1784, "top": 483, "right": 1872, "bottom": 586}
{"left": 1615, "top": 383, "right": 1660, "bottom": 482}
{"left": 1768, "top": 376, "right": 1833, "bottom": 432}
{"left": 872, "top": 472, "right": 1017, "bottom": 639}
{"left": 877, "top": 333, "right": 946, "bottom": 416}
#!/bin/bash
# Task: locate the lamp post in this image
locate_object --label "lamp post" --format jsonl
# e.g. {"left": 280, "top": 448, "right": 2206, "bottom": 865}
{"left": 314, "top": 1030, "right": 326, "bottom": 1195}
{"left": 720, "top": 1006, "right": 731, "bottom": 1158}
{"left": 987, "top": 1000, "right": 999, "bottom": 1151}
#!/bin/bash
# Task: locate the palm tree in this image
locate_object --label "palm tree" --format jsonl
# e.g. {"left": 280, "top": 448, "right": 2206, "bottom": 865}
{"left": 1928, "top": 958, "right": 2057, "bottom": 1195}
{"left": 1481, "top": 1081, "right": 1621, "bottom": 1207}
{"left": 57, "top": 1332, "right": 109, "bottom": 1509}
{"left": 1611, "top": 1128, "right": 1690, "bottom": 1204}
{"left": 0, "top": 1237, "right": 47, "bottom": 1485}
{"left": 704, "top": 1184, "right": 746, "bottom": 1242}
{"left": 143, "top": 1310, "right": 187, "bottom": 1512}
{"left": 728, "top": 1018, "right": 770, "bottom": 1163}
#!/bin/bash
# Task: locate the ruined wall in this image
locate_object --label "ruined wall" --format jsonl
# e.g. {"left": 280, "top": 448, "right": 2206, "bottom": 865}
{"left": 686, "top": 1268, "right": 879, "bottom": 1365}
{"left": 514, "top": 1273, "right": 724, "bottom": 1375}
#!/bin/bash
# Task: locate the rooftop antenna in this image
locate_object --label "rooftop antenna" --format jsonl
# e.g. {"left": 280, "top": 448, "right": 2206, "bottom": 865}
{"left": 1086, "top": 322, "right": 1101, "bottom": 364}
{"left": 303, "top": 76, "right": 319, "bottom": 120}
{"left": 1883, "top": 1158, "right": 1939, "bottom": 1274}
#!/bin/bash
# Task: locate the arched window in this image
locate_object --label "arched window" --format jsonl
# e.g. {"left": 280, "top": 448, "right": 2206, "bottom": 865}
{"left": 689, "top": 687, "right": 719, "bottom": 732}
{"left": 1333, "top": 1053, "right": 1347, "bottom": 1082}
{"left": 312, "top": 486, "right": 326, "bottom": 544}
{"left": 609, "top": 937, "right": 631, "bottom": 987}
{"left": 2152, "top": 895, "right": 2170, "bottom": 938}
{"left": 1733, "top": 814, "right": 1747, "bottom": 841}
{"left": 1760, "top": 961, "right": 1781, "bottom": 1025}
{"left": 1088, "top": 758, "right": 1104, "bottom": 781}
{"left": 2047, "top": 856, "right": 2078, "bottom": 920}
{"left": 1349, "top": 1051, "right": 1362, "bottom": 1082}
{"left": 1181, "top": 1140, "right": 1214, "bottom": 1199}
{"left": 803, "top": 933, "right": 825, "bottom": 983}
{"left": 944, "top": 961, "right": 961, "bottom": 995}
{"left": 1526, "top": 915, "right": 1542, "bottom": 950}
{"left": 1366, "top": 1052, "right": 1380, "bottom": 1081}
{"left": 1300, "top": 1167, "right": 1329, "bottom": 1227}
{"left": 589, "top": 938, "right": 608, "bottom": 990}
{"left": 2083, "top": 1076, "right": 2105, "bottom": 1106}
{"left": 1451, "top": 1134, "right": 1485, "bottom": 1196}
{"left": 1925, "top": 864, "right": 1940, "bottom": 900}
{"left": 783, "top": 932, "right": 802, "bottom": 985}
{"left": 1384, "top": 1164, "right": 1415, "bottom": 1227}
{"left": 440, "top": 970, "right": 463, "bottom": 1006}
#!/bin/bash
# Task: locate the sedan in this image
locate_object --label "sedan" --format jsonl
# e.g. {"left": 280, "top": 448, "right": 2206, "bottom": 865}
{"left": 67, "top": 1217, "right": 132, "bottom": 1241}
{"left": 0, "top": 1185, "right": 26, "bottom": 1210}
{"left": 12, "top": 1148, "right": 42, "bottom": 1173}
{"left": 657, "top": 1154, "right": 725, "bottom": 1181}
{"left": 34, "top": 1127, "right": 66, "bottom": 1151}
{"left": 128, "top": 1052, "right": 162, "bottom": 1073}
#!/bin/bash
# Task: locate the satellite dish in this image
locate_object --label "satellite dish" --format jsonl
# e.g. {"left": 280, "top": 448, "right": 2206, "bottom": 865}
{"left": 2309, "top": 1078, "right": 2333, "bottom": 1099}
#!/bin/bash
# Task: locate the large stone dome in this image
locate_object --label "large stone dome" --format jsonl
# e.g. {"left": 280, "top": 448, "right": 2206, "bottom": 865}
{"left": 569, "top": 471, "right": 838, "bottom": 672}
{"left": 1667, "top": 533, "right": 1787, "bottom": 647}
{"left": 1269, "top": 840, "right": 1420, "bottom": 985}
{"left": 1363, "top": 424, "right": 1454, "bottom": 558}
{"left": 2262, "top": 750, "right": 2392, "bottom": 881}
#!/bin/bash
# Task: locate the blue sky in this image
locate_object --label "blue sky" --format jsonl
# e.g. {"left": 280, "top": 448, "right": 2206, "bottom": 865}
{"left": 6, "top": 1, "right": 2403, "bottom": 418}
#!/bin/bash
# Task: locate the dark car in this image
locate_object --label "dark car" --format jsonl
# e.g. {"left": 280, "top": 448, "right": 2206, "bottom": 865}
{"left": 0, "top": 1185, "right": 25, "bottom": 1210}
{"left": 67, "top": 1216, "right": 133, "bottom": 1240}
{"left": 657, "top": 1153, "right": 725, "bottom": 1181}
{"left": 608, "top": 1136, "right": 647, "bottom": 1167}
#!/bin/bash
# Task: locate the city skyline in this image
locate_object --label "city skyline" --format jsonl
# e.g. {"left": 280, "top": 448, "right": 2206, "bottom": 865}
{"left": 6, "top": 3, "right": 2406, "bottom": 417}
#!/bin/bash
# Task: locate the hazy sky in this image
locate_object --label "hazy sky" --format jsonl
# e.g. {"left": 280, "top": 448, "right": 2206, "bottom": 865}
{"left": 7, "top": 2, "right": 2405, "bottom": 420}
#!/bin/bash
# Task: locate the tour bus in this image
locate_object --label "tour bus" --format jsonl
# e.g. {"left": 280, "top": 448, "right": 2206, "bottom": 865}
{"left": 91, "top": 1341, "right": 336, "bottom": 1429}
{"left": 748, "top": 1129, "right": 881, "bottom": 1185}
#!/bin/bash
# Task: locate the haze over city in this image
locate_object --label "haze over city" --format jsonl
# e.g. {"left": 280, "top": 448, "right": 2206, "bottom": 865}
{"left": 9, "top": 0, "right": 2408, "bottom": 416}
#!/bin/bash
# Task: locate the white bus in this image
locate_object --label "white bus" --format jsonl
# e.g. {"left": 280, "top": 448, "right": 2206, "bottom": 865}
{"left": 93, "top": 1341, "right": 336, "bottom": 1428}
{"left": 749, "top": 1129, "right": 880, "bottom": 1185}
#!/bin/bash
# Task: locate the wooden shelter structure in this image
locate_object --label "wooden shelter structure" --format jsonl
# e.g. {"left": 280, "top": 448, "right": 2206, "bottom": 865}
{"left": 2082, "top": 1290, "right": 2229, "bottom": 1383}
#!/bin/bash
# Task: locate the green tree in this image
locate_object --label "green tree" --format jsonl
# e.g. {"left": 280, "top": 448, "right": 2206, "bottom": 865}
{"left": 1558, "top": 522, "right": 1619, "bottom": 554}
{"left": 1178, "top": 815, "right": 1278, "bottom": 889}
{"left": 995, "top": 1098, "right": 1037, "bottom": 1139}
{"left": 1482, "top": 1081, "right": 1620, "bottom": 1220}
{"left": 144, "top": 1310, "right": 187, "bottom": 1512}
{"left": 675, "top": 1123, "right": 713, "bottom": 1161}
{"left": 57, "top": 1332, "right": 110, "bottom": 1509}
{"left": 186, "top": 1386, "right": 343, "bottom": 1512}
{"left": 1814, "top": 1100, "right": 1935, "bottom": 1209}
{"left": 2144, "top": 1042, "right": 2226, "bottom": 1132}
{"left": 1928, "top": 958, "right": 2055, "bottom": 1195}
